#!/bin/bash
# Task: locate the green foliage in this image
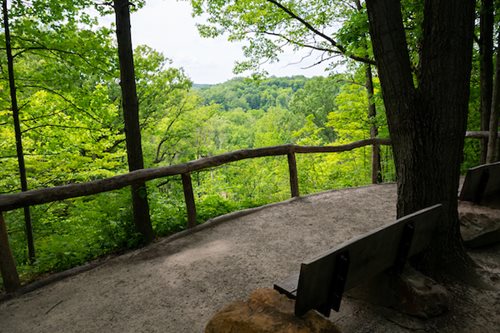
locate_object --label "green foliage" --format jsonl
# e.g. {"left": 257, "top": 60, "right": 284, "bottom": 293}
{"left": 148, "top": 179, "right": 188, "bottom": 235}
{"left": 196, "top": 195, "right": 240, "bottom": 222}
{"left": 327, "top": 78, "right": 383, "bottom": 142}
{"left": 198, "top": 76, "right": 308, "bottom": 111}
{"left": 289, "top": 76, "right": 341, "bottom": 142}
{"left": 4, "top": 189, "right": 140, "bottom": 280}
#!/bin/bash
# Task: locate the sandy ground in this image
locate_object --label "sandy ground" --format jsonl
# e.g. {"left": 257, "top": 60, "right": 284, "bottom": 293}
{"left": 0, "top": 184, "right": 499, "bottom": 333}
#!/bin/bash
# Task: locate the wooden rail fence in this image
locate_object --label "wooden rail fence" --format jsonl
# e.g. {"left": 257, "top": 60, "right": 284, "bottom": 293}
{"left": 0, "top": 139, "right": 391, "bottom": 292}
{"left": 0, "top": 139, "right": 391, "bottom": 212}
{"left": 0, "top": 131, "right": 490, "bottom": 291}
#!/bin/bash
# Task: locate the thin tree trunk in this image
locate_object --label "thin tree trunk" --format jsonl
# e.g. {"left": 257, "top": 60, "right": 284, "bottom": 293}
{"left": 354, "top": 0, "right": 382, "bottom": 184}
{"left": 486, "top": 31, "right": 500, "bottom": 163}
{"left": 479, "top": 0, "right": 494, "bottom": 164}
{"left": 366, "top": 0, "right": 476, "bottom": 276}
{"left": 365, "top": 64, "right": 382, "bottom": 184}
{"left": 2, "top": 0, "right": 35, "bottom": 261}
{"left": 113, "top": 0, "right": 153, "bottom": 243}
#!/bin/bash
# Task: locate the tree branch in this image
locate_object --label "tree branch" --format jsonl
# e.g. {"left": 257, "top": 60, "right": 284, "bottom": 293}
{"left": 22, "top": 110, "right": 65, "bottom": 122}
{"left": 20, "top": 84, "right": 102, "bottom": 123}
{"left": 301, "top": 55, "right": 337, "bottom": 69}
{"left": 265, "top": 0, "right": 375, "bottom": 65}
{"left": 13, "top": 36, "right": 114, "bottom": 76}
{"left": 104, "top": 138, "right": 126, "bottom": 153}
{"left": 21, "top": 124, "right": 95, "bottom": 134}
{"left": 154, "top": 101, "right": 188, "bottom": 163}
{"left": 256, "top": 30, "right": 336, "bottom": 54}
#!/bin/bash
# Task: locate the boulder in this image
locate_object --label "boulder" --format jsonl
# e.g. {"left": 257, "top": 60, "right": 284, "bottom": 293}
{"left": 348, "top": 267, "right": 448, "bottom": 319}
{"left": 393, "top": 267, "right": 449, "bottom": 318}
{"left": 205, "top": 288, "right": 341, "bottom": 333}
{"left": 459, "top": 202, "right": 500, "bottom": 248}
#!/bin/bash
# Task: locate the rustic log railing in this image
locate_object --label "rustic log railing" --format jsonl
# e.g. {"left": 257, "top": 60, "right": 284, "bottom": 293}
{"left": 0, "top": 139, "right": 391, "bottom": 212}
{"left": 465, "top": 131, "right": 500, "bottom": 139}
{"left": 0, "top": 139, "right": 390, "bottom": 292}
{"left": 0, "top": 132, "right": 490, "bottom": 291}
{"left": 0, "top": 133, "right": 488, "bottom": 212}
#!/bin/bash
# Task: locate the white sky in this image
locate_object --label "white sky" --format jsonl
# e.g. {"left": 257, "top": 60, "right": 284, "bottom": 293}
{"left": 102, "top": 0, "right": 330, "bottom": 84}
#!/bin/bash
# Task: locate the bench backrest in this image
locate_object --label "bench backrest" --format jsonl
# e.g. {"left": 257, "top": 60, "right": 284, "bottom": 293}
{"left": 293, "top": 204, "right": 442, "bottom": 317}
{"left": 460, "top": 161, "right": 500, "bottom": 204}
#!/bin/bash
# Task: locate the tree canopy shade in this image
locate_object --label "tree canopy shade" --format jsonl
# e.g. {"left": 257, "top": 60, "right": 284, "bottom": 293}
{"left": 366, "top": 0, "right": 476, "bottom": 274}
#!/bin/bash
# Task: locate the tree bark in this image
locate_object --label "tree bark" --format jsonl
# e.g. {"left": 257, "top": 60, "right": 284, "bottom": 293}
{"left": 366, "top": 0, "right": 476, "bottom": 275}
{"left": 486, "top": 31, "right": 500, "bottom": 163}
{"left": 181, "top": 173, "right": 197, "bottom": 229}
{"left": 2, "top": 0, "right": 35, "bottom": 261}
{"left": 287, "top": 152, "right": 299, "bottom": 197}
{"left": 0, "top": 212, "right": 20, "bottom": 292}
{"left": 113, "top": 0, "right": 153, "bottom": 243}
{"left": 479, "top": 0, "right": 494, "bottom": 163}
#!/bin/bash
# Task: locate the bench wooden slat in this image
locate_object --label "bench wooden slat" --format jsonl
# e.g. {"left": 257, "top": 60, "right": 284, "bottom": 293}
{"left": 460, "top": 161, "right": 500, "bottom": 203}
{"left": 483, "top": 163, "right": 500, "bottom": 199}
{"left": 273, "top": 272, "right": 299, "bottom": 299}
{"left": 274, "top": 204, "right": 443, "bottom": 317}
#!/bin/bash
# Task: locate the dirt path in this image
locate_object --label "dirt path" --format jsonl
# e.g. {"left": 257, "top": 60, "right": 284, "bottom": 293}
{"left": 0, "top": 184, "right": 498, "bottom": 333}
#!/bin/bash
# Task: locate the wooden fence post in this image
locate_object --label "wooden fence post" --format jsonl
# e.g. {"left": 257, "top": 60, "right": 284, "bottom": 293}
{"left": 0, "top": 212, "right": 20, "bottom": 292}
{"left": 181, "top": 173, "right": 197, "bottom": 229}
{"left": 287, "top": 152, "right": 300, "bottom": 198}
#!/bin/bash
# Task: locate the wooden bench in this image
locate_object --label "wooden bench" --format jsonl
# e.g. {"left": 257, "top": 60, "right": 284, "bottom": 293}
{"left": 274, "top": 204, "right": 443, "bottom": 317}
{"left": 459, "top": 161, "right": 500, "bottom": 205}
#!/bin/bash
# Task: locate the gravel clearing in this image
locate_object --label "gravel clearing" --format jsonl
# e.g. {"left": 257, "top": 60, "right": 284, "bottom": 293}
{"left": 1, "top": 183, "right": 498, "bottom": 333}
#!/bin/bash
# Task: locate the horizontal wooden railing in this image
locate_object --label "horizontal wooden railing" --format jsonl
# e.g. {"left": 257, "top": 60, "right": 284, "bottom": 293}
{"left": 465, "top": 131, "right": 500, "bottom": 139}
{"left": 0, "top": 139, "right": 391, "bottom": 212}
{"left": 0, "top": 132, "right": 491, "bottom": 212}
{"left": 0, "top": 132, "right": 491, "bottom": 292}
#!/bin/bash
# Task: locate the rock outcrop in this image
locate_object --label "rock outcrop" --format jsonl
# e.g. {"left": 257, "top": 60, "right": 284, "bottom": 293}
{"left": 348, "top": 267, "right": 449, "bottom": 319}
{"left": 459, "top": 201, "right": 500, "bottom": 248}
{"left": 393, "top": 267, "right": 449, "bottom": 318}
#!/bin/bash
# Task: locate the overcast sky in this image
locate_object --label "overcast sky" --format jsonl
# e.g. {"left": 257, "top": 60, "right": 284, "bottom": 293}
{"left": 102, "top": 0, "right": 330, "bottom": 84}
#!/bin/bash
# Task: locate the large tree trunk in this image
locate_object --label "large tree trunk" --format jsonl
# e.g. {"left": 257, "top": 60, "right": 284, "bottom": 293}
{"left": 366, "top": 0, "right": 476, "bottom": 276}
{"left": 487, "top": 31, "right": 500, "bottom": 163}
{"left": 479, "top": 0, "right": 494, "bottom": 163}
{"left": 2, "top": 0, "right": 35, "bottom": 261}
{"left": 113, "top": 0, "right": 153, "bottom": 243}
